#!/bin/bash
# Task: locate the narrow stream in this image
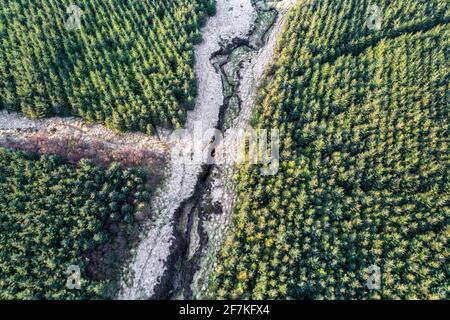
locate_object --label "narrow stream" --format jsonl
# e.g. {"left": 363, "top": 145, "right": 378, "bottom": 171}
{"left": 118, "top": 0, "right": 294, "bottom": 300}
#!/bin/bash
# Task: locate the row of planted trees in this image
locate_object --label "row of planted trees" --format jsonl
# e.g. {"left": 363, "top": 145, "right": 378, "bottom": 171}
{"left": 210, "top": 0, "right": 449, "bottom": 299}
{"left": 0, "top": 0, "right": 215, "bottom": 133}
{"left": 0, "top": 147, "right": 149, "bottom": 299}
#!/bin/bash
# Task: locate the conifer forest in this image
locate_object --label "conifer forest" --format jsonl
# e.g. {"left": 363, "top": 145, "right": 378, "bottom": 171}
{"left": 0, "top": 0, "right": 448, "bottom": 302}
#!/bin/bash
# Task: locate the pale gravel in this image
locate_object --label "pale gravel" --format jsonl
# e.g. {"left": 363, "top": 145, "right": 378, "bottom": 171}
{"left": 0, "top": 111, "right": 167, "bottom": 155}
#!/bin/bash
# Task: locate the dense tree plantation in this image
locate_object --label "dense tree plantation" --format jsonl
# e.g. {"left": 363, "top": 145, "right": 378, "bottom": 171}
{"left": 211, "top": 0, "right": 449, "bottom": 299}
{"left": 0, "top": 148, "right": 149, "bottom": 299}
{"left": 0, "top": 0, "right": 215, "bottom": 133}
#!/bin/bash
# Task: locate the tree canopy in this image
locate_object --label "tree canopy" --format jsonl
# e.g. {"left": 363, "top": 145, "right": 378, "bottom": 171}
{"left": 0, "top": 147, "right": 148, "bottom": 299}
{"left": 210, "top": 0, "right": 449, "bottom": 299}
{"left": 0, "top": 0, "right": 215, "bottom": 133}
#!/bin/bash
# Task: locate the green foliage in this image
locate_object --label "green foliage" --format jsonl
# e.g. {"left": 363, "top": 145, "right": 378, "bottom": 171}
{"left": 0, "top": 148, "right": 147, "bottom": 299}
{"left": 211, "top": 0, "right": 449, "bottom": 299}
{"left": 0, "top": 0, "right": 216, "bottom": 132}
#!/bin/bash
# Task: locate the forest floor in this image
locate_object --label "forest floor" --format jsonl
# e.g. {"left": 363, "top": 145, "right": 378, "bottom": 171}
{"left": 0, "top": 111, "right": 167, "bottom": 172}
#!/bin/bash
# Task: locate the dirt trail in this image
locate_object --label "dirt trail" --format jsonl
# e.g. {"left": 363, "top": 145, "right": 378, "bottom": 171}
{"left": 0, "top": 111, "right": 167, "bottom": 169}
